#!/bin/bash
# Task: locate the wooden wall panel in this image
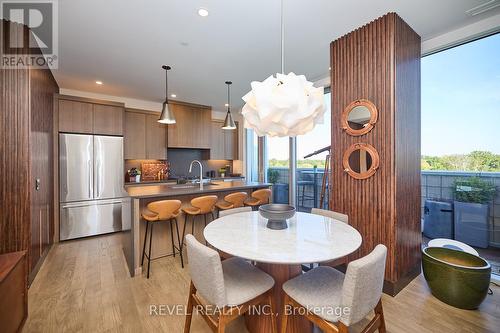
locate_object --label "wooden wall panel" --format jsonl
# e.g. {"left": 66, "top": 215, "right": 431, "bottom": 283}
{"left": 330, "top": 13, "right": 421, "bottom": 294}
{"left": 0, "top": 21, "right": 31, "bottom": 255}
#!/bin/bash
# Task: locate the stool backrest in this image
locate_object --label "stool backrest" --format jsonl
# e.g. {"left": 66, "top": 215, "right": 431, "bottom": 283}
{"left": 191, "top": 195, "right": 218, "bottom": 214}
{"left": 251, "top": 189, "right": 271, "bottom": 204}
{"left": 311, "top": 208, "right": 348, "bottom": 224}
{"left": 147, "top": 200, "right": 181, "bottom": 220}
{"left": 224, "top": 192, "right": 248, "bottom": 208}
{"left": 340, "top": 244, "right": 387, "bottom": 326}
{"left": 219, "top": 206, "right": 252, "bottom": 217}
{"left": 185, "top": 234, "right": 227, "bottom": 307}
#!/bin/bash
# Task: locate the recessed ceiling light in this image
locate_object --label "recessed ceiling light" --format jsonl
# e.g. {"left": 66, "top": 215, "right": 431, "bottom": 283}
{"left": 95, "top": 80, "right": 103, "bottom": 85}
{"left": 225, "top": 103, "right": 229, "bottom": 107}
{"left": 328, "top": 67, "right": 331, "bottom": 71}
{"left": 198, "top": 8, "right": 209, "bottom": 17}
{"left": 171, "top": 94, "right": 177, "bottom": 98}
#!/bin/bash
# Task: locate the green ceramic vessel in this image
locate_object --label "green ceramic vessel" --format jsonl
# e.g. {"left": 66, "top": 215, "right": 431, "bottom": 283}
{"left": 422, "top": 247, "right": 491, "bottom": 310}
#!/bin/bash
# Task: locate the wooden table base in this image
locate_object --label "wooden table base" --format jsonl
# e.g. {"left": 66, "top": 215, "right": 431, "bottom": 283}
{"left": 245, "top": 263, "right": 312, "bottom": 333}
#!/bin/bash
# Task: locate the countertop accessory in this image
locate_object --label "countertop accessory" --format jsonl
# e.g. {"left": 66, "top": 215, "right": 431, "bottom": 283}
{"left": 222, "top": 81, "right": 236, "bottom": 130}
{"left": 189, "top": 160, "right": 203, "bottom": 190}
{"left": 158, "top": 65, "right": 176, "bottom": 124}
{"left": 259, "top": 203, "right": 296, "bottom": 230}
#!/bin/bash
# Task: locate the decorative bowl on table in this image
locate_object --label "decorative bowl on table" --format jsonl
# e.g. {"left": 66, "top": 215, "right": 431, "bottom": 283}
{"left": 259, "top": 204, "right": 296, "bottom": 230}
{"left": 422, "top": 247, "right": 491, "bottom": 309}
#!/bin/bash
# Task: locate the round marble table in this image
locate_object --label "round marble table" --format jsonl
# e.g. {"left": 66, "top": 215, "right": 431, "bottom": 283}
{"left": 204, "top": 211, "right": 362, "bottom": 333}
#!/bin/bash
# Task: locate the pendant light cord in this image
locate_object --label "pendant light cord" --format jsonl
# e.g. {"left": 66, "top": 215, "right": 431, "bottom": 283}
{"left": 165, "top": 68, "right": 169, "bottom": 102}
{"left": 227, "top": 83, "right": 231, "bottom": 112}
{"left": 280, "top": 0, "right": 284, "bottom": 74}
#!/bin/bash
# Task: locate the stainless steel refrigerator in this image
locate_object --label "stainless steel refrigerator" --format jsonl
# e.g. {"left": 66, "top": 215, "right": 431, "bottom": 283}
{"left": 59, "top": 133, "right": 125, "bottom": 241}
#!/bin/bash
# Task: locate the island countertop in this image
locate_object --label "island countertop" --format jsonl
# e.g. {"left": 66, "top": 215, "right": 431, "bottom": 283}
{"left": 125, "top": 181, "right": 271, "bottom": 199}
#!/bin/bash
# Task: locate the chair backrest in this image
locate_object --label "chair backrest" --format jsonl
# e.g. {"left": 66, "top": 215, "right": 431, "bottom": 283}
{"left": 219, "top": 206, "right": 252, "bottom": 217}
{"left": 224, "top": 192, "right": 248, "bottom": 208}
{"left": 340, "top": 244, "right": 387, "bottom": 326}
{"left": 185, "top": 234, "right": 227, "bottom": 307}
{"left": 311, "top": 208, "right": 348, "bottom": 224}
{"left": 191, "top": 195, "right": 218, "bottom": 214}
{"left": 147, "top": 200, "right": 181, "bottom": 220}
{"left": 251, "top": 189, "right": 271, "bottom": 204}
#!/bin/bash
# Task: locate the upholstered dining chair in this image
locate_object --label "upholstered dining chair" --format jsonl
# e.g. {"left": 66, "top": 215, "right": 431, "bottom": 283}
{"left": 184, "top": 235, "right": 277, "bottom": 333}
{"left": 305, "top": 208, "right": 349, "bottom": 271}
{"left": 281, "top": 244, "right": 387, "bottom": 333}
{"left": 216, "top": 192, "right": 248, "bottom": 215}
{"left": 311, "top": 208, "right": 348, "bottom": 224}
{"left": 218, "top": 206, "right": 252, "bottom": 218}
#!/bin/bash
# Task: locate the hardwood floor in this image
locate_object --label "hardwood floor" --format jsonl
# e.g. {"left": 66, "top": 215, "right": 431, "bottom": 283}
{"left": 24, "top": 234, "right": 500, "bottom": 333}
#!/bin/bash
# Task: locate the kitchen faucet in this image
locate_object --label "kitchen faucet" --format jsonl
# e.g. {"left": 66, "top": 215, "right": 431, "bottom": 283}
{"left": 189, "top": 160, "right": 203, "bottom": 190}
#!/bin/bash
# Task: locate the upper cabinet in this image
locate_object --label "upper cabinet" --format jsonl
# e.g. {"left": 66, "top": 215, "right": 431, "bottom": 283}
{"left": 58, "top": 96, "right": 124, "bottom": 136}
{"left": 124, "top": 109, "right": 167, "bottom": 160}
{"left": 167, "top": 102, "right": 211, "bottom": 149}
{"left": 210, "top": 120, "right": 238, "bottom": 160}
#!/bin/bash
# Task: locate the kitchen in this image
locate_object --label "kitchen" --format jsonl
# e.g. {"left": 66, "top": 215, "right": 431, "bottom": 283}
{"left": 1, "top": 1, "right": 500, "bottom": 333}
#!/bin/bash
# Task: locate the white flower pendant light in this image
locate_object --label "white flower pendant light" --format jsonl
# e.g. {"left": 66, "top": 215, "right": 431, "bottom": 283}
{"left": 241, "top": 0, "right": 325, "bottom": 137}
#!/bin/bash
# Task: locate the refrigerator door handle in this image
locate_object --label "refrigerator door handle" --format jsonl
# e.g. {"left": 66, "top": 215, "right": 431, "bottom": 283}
{"left": 88, "top": 159, "right": 92, "bottom": 198}
{"left": 96, "top": 160, "right": 101, "bottom": 198}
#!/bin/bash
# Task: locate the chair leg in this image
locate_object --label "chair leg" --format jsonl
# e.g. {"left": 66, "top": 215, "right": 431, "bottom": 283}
{"left": 147, "top": 223, "right": 154, "bottom": 279}
{"left": 281, "top": 294, "right": 290, "bottom": 333}
{"left": 203, "top": 214, "right": 208, "bottom": 245}
{"left": 211, "top": 211, "right": 216, "bottom": 221}
{"left": 217, "top": 316, "right": 226, "bottom": 333}
{"left": 375, "top": 299, "right": 386, "bottom": 333}
{"left": 191, "top": 214, "right": 195, "bottom": 235}
{"left": 141, "top": 221, "right": 149, "bottom": 266}
{"left": 169, "top": 219, "right": 175, "bottom": 258}
{"left": 181, "top": 213, "right": 188, "bottom": 249}
{"left": 173, "top": 218, "right": 184, "bottom": 268}
{"left": 183, "top": 282, "right": 196, "bottom": 333}
{"left": 267, "top": 291, "right": 278, "bottom": 333}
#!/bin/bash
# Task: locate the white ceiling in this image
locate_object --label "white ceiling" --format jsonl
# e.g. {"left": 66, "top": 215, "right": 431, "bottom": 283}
{"left": 54, "top": 0, "right": 500, "bottom": 109}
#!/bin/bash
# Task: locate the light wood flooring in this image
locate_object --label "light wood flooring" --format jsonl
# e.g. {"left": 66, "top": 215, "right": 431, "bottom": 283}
{"left": 24, "top": 233, "right": 500, "bottom": 333}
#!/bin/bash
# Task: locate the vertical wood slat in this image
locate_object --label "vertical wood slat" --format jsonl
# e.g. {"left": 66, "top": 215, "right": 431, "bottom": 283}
{"left": 330, "top": 13, "right": 421, "bottom": 293}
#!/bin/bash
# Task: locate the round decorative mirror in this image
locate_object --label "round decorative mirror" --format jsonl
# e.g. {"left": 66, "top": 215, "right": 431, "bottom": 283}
{"left": 343, "top": 143, "right": 380, "bottom": 179}
{"left": 342, "top": 99, "right": 378, "bottom": 136}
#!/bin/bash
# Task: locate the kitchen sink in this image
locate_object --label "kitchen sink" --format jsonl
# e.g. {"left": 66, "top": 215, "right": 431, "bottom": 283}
{"left": 170, "top": 185, "right": 196, "bottom": 189}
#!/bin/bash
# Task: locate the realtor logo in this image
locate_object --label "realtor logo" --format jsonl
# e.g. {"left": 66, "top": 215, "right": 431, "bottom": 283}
{"left": 1, "top": 0, "right": 58, "bottom": 68}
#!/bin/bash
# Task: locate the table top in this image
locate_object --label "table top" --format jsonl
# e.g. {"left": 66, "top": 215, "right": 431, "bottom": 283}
{"left": 204, "top": 211, "right": 362, "bottom": 265}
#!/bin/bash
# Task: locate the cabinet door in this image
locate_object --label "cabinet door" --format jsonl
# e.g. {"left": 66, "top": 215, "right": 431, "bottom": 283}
{"left": 167, "top": 104, "right": 211, "bottom": 149}
{"left": 93, "top": 104, "right": 124, "bottom": 135}
{"left": 124, "top": 111, "right": 146, "bottom": 159}
{"left": 58, "top": 99, "right": 93, "bottom": 133}
{"left": 224, "top": 127, "right": 238, "bottom": 160}
{"left": 146, "top": 114, "right": 167, "bottom": 159}
{"left": 210, "top": 121, "right": 225, "bottom": 159}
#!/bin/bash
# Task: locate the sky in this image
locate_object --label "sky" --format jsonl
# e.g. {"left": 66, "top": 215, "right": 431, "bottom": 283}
{"left": 267, "top": 33, "right": 500, "bottom": 161}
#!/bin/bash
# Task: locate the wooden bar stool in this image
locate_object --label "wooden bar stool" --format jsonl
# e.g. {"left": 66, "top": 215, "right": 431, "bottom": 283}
{"left": 215, "top": 192, "right": 248, "bottom": 216}
{"left": 141, "top": 199, "right": 183, "bottom": 279}
{"left": 244, "top": 188, "right": 272, "bottom": 210}
{"left": 181, "top": 195, "right": 218, "bottom": 247}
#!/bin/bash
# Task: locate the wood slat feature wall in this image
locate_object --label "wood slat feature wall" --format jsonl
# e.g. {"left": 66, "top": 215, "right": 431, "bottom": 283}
{"left": 330, "top": 13, "right": 421, "bottom": 295}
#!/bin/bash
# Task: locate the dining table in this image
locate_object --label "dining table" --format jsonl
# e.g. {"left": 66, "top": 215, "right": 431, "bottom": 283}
{"left": 203, "top": 210, "right": 362, "bottom": 333}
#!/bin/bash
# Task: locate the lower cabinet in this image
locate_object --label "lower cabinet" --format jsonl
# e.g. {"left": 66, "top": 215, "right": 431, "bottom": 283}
{"left": 0, "top": 251, "right": 27, "bottom": 333}
{"left": 124, "top": 109, "right": 167, "bottom": 160}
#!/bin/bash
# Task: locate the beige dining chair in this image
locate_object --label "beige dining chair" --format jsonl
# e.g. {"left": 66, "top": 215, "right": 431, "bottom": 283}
{"left": 184, "top": 234, "right": 277, "bottom": 333}
{"left": 281, "top": 244, "right": 387, "bottom": 333}
{"left": 311, "top": 208, "right": 348, "bottom": 224}
{"left": 218, "top": 206, "right": 252, "bottom": 218}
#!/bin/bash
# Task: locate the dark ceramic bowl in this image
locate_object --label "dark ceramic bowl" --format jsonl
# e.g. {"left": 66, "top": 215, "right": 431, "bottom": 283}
{"left": 259, "top": 204, "right": 296, "bottom": 230}
{"left": 422, "top": 247, "right": 491, "bottom": 309}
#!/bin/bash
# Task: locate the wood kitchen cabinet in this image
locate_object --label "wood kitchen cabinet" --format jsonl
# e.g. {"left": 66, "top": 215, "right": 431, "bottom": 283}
{"left": 124, "top": 109, "right": 167, "bottom": 160}
{"left": 0, "top": 251, "right": 27, "bottom": 333}
{"left": 210, "top": 120, "right": 238, "bottom": 160}
{"left": 58, "top": 96, "right": 124, "bottom": 135}
{"left": 167, "top": 102, "right": 211, "bottom": 149}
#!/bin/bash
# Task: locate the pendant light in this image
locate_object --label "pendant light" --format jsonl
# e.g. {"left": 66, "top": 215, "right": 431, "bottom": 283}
{"left": 241, "top": 0, "right": 325, "bottom": 137}
{"left": 158, "top": 65, "right": 176, "bottom": 124}
{"left": 222, "top": 81, "right": 236, "bottom": 130}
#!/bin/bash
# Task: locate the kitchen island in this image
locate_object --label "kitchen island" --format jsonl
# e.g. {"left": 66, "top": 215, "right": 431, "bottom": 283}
{"left": 121, "top": 181, "right": 270, "bottom": 276}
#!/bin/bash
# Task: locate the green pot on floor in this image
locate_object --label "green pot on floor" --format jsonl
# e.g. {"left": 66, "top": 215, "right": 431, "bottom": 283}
{"left": 422, "top": 247, "right": 491, "bottom": 310}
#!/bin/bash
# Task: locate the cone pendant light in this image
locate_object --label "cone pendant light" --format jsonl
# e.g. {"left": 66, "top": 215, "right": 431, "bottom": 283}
{"left": 158, "top": 65, "right": 176, "bottom": 124}
{"left": 222, "top": 81, "right": 236, "bottom": 130}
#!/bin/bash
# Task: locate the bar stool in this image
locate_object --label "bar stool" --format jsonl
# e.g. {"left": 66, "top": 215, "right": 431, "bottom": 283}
{"left": 141, "top": 199, "right": 183, "bottom": 279}
{"left": 215, "top": 192, "right": 248, "bottom": 216}
{"left": 244, "top": 188, "right": 272, "bottom": 210}
{"left": 181, "top": 195, "right": 218, "bottom": 247}
{"left": 297, "top": 180, "right": 315, "bottom": 209}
